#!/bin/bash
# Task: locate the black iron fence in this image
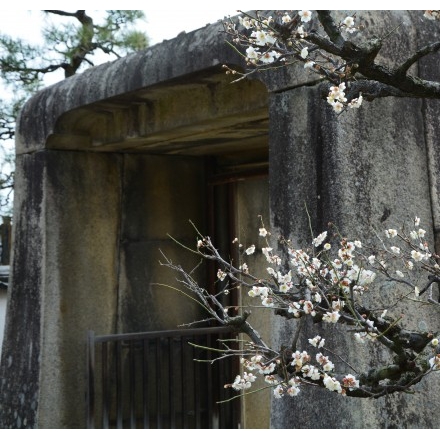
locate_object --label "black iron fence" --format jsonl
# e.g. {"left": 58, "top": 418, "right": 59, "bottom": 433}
{"left": 87, "top": 327, "right": 240, "bottom": 429}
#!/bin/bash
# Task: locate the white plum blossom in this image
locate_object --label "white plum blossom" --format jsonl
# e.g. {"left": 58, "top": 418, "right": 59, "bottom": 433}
{"left": 264, "top": 375, "right": 279, "bottom": 385}
{"left": 297, "top": 25, "right": 305, "bottom": 38}
{"left": 248, "top": 286, "right": 269, "bottom": 298}
{"left": 262, "top": 296, "right": 275, "bottom": 307}
{"left": 279, "top": 283, "right": 288, "bottom": 293}
{"left": 282, "top": 13, "right": 292, "bottom": 24}
{"left": 298, "top": 10, "right": 312, "bottom": 22}
{"left": 390, "top": 246, "right": 400, "bottom": 254}
{"left": 429, "top": 354, "right": 440, "bottom": 370}
{"left": 303, "top": 300, "right": 314, "bottom": 314}
{"left": 238, "top": 16, "right": 253, "bottom": 29}
{"left": 261, "top": 51, "right": 280, "bottom": 64}
{"left": 287, "top": 383, "right": 300, "bottom": 396}
{"left": 247, "top": 288, "right": 258, "bottom": 298}
{"left": 332, "top": 101, "right": 344, "bottom": 113}
{"left": 327, "top": 83, "right": 348, "bottom": 112}
{"left": 411, "top": 250, "right": 423, "bottom": 262}
{"left": 288, "top": 302, "right": 301, "bottom": 316}
{"left": 231, "top": 372, "right": 257, "bottom": 390}
{"left": 258, "top": 362, "right": 276, "bottom": 375}
{"left": 273, "top": 384, "right": 285, "bottom": 398}
{"left": 267, "top": 267, "right": 276, "bottom": 277}
{"left": 342, "top": 374, "right": 359, "bottom": 390}
{"left": 245, "top": 245, "right": 256, "bottom": 255}
{"left": 346, "top": 265, "right": 376, "bottom": 287}
{"left": 239, "top": 262, "right": 249, "bottom": 274}
{"left": 385, "top": 228, "right": 398, "bottom": 238}
{"left": 277, "top": 270, "right": 292, "bottom": 284}
{"left": 424, "top": 10, "right": 440, "bottom": 20}
{"left": 287, "top": 378, "right": 301, "bottom": 396}
{"left": 215, "top": 15, "right": 440, "bottom": 402}
{"left": 251, "top": 30, "right": 276, "bottom": 46}
{"left": 331, "top": 299, "right": 345, "bottom": 311}
{"left": 323, "top": 374, "right": 342, "bottom": 393}
{"left": 256, "top": 286, "right": 269, "bottom": 297}
{"left": 342, "top": 16, "right": 357, "bottom": 34}
{"left": 343, "top": 16, "right": 355, "bottom": 27}
{"left": 302, "top": 364, "right": 321, "bottom": 381}
{"left": 261, "top": 16, "right": 273, "bottom": 27}
{"left": 262, "top": 246, "right": 281, "bottom": 265}
{"left": 291, "top": 350, "right": 311, "bottom": 370}
{"left": 259, "top": 227, "right": 268, "bottom": 237}
{"left": 217, "top": 269, "right": 227, "bottom": 281}
{"left": 322, "top": 311, "right": 340, "bottom": 324}
{"left": 316, "top": 354, "right": 334, "bottom": 372}
{"left": 348, "top": 94, "right": 363, "bottom": 109}
{"left": 322, "top": 360, "right": 335, "bottom": 372}
{"left": 410, "top": 230, "right": 419, "bottom": 240}
{"left": 312, "top": 231, "right": 327, "bottom": 247}
{"left": 246, "top": 46, "right": 259, "bottom": 60}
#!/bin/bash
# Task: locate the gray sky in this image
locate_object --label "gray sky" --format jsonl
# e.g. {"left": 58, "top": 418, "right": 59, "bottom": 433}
{"left": 0, "top": 9, "right": 240, "bottom": 46}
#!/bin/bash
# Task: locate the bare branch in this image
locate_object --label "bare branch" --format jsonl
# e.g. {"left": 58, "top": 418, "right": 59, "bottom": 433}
{"left": 316, "top": 11, "right": 345, "bottom": 47}
{"left": 397, "top": 41, "right": 440, "bottom": 76}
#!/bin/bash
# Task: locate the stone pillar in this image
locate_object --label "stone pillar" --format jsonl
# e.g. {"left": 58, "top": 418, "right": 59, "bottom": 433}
{"left": 0, "top": 150, "right": 121, "bottom": 428}
{"left": 268, "top": 85, "right": 440, "bottom": 428}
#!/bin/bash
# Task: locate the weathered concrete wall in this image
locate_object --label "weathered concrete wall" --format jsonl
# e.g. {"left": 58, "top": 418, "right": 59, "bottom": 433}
{"left": 118, "top": 154, "right": 207, "bottom": 333}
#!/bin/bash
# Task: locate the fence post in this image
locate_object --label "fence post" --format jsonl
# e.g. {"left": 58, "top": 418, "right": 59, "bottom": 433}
{"left": 86, "top": 330, "right": 96, "bottom": 429}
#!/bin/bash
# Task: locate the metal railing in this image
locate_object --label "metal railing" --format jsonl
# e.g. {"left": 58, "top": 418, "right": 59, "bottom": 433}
{"left": 87, "top": 327, "right": 240, "bottom": 429}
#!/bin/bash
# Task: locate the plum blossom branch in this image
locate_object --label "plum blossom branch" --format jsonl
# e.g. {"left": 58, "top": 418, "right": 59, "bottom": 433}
{"left": 222, "top": 10, "right": 440, "bottom": 114}
{"left": 162, "top": 216, "right": 440, "bottom": 401}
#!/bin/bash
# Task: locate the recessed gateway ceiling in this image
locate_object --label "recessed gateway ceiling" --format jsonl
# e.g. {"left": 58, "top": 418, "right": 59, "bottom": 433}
{"left": 47, "top": 70, "right": 269, "bottom": 165}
